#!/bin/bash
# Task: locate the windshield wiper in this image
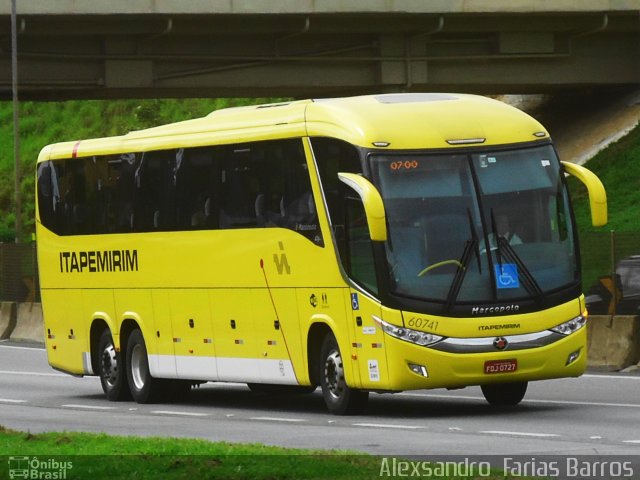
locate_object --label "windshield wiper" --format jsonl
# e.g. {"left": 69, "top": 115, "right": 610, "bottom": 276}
{"left": 467, "top": 208, "right": 482, "bottom": 273}
{"left": 490, "top": 209, "right": 544, "bottom": 300}
{"left": 444, "top": 209, "right": 481, "bottom": 310}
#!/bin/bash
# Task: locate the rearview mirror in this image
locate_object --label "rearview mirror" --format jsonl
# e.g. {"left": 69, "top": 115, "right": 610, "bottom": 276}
{"left": 562, "top": 161, "right": 607, "bottom": 227}
{"left": 337, "top": 173, "right": 387, "bottom": 241}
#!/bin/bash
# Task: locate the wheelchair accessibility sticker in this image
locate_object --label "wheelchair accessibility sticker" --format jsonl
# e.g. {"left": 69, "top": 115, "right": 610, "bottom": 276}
{"left": 495, "top": 263, "right": 519, "bottom": 289}
{"left": 351, "top": 293, "right": 360, "bottom": 310}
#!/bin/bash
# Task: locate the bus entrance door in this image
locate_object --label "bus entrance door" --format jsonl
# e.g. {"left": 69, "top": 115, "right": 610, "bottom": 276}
{"left": 348, "top": 290, "right": 388, "bottom": 390}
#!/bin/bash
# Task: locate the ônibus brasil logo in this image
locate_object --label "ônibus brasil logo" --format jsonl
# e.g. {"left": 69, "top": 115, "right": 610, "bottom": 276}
{"left": 8, "top": 456, "right": 73, "bottom": 479}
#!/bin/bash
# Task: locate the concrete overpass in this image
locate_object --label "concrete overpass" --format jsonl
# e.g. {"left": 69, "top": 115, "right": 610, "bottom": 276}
{"left": 0, "top": 1, "right": 639, "bottom": 100}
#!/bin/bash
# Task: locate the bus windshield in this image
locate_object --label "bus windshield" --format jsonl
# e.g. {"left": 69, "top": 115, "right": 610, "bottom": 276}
{"left": 369, "top": 144, "right": 577, "bottom": 306}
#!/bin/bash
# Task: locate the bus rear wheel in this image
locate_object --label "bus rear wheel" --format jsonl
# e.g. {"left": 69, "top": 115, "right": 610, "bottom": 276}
{"left": 481, "top": 381, "right": 528, "bottom": 406}
{"left": 319, "top": 334, "right": 368, "bottom": 415}
{"left": 126, "top": 329, "right": 165, "bottom": 404}
{"left": 97, "top": 329, "right": 131, "bottom": 401}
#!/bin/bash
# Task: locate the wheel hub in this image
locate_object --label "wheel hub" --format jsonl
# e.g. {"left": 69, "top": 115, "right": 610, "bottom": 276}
{"left": 130, "top": 344, "right": 146, "bottom": 390}
{"left": 324, "top": 350, "right": 344, "bottom": 399}
{"left": 101, "top": 344, "right": 118, "bottom": 386}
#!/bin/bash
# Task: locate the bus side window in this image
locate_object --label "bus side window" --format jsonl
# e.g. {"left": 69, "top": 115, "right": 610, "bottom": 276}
{"left": 254, "top": 146, "right": 285, "bottom": 227}
{"left": 278, "top": 140, "right": 323, "bottom": 245}
{"left": 133, "top": 150, "right": 177, "bottom": 231}
{"left": 85, "top": 156, "right": 109, "bottom": 234}
{"left": 219, "top": 147, "right": 259, "bottom": 229}
{"left": 111, "top": 153, "right": 138, "bottom": 233}
{"left": 345, "top": 197, "right": 378, "bottom": 295}
{"left": 310, "top": 137, "right": 363, "bottom": 258}
{"left": 59, "top": 158, "right": 88, "bottom": 235}
{"left": 174, "top": 147, "right": 219, "bottom": 230}
{"left": 37, "top": 162, "right": 55, "bottom": 232}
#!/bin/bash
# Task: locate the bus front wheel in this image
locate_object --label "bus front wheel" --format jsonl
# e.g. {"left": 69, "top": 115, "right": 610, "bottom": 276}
{"left": 126, "top": 329, "right": 165, "bottom": 404}
{"left": 319, "top": 334, "right": 368, "bottom": 415}
{"left": 481, "top": 381, "right": 528, "bottom": 406}
{"left": 97, "top": 329, "right": 131, "bottom": 401}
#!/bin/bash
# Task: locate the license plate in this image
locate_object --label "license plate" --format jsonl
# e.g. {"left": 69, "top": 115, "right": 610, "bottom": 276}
{"left": 484, "top": 359, "right": 517, "bottom": 374}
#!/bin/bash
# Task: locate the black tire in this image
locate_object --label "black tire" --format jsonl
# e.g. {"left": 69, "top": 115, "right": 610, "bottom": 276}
{"left": 97, "top": 329, "right": 131, "bottom": 401}
{"left": 125, "top": 329, "right": 166, "bottom": 404}
{"left": 319, "top": 334, "right": 368, "bottom": 415}
{"left": 481, "top": 381, "right": 528, "bottom": 406}
{"left": 247, "top": 383, "right": 317, "bottom": 395}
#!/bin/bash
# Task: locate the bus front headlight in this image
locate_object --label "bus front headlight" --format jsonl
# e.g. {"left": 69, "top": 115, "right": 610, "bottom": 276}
{"left": 550, "top": 315, "right": 586, "bottom": 335}
{"left": 373, "top": 316, "right": 443, "bottom": 347}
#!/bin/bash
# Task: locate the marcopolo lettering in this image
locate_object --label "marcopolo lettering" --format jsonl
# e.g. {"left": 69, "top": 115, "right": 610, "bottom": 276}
{"left": 471, "top": 304, "right": 520, "bottom": 315}
{"left": 59, "top": 249, "right": 138, "bottom": 273}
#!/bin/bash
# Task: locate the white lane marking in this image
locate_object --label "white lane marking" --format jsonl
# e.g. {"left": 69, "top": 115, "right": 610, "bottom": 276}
{"left": 480, "top": 430, "right": 560, "bottom": 438}
{"left": 584, "top": 374, "right": 640, "bottom": 380}
{"left": 151, "top": 410, "right": 208, "bottom": 417}
{"left": 0, "top": 370, "right": 70, "bottom": 378}
{"left": 0, "top": 370, "right": 98, "bottom": 379}
{"left": 250, "top": 417, "right": 306, "bottom": 423}
{"left": 400, "top": 392, "right": 482, "bottom": 401}
{"left": 62, "top": 404, "right": 116, "bottom": 410}
{"left": 399, "top": 392, "right": 640, "bottom": 409}
{"left": 352, "top": 423, "right": 423, "bottom": 430}
{"left": 0, "top": 398, "right": 27, "bottom": 403}
{"left": 0, "top": 344, "right": 46, "bottom": 351}
{"left": 525, "top": 399, "right": 640, "bottom": 409}
{"left": 622, "top": 440, "right": 640, "bottom": 444}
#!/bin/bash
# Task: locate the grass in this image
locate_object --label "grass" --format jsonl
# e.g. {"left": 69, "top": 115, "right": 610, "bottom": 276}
{"left": 0, "top": 426, "right": 518, "bottom": 480}
{"left": 0, "top": 426, "right": 377, "bottom": 480}
{"left": 569, "top": 122, "right": 640, "bottom": 233}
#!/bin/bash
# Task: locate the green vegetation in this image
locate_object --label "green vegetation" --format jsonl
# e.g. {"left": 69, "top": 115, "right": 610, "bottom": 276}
{"left": 568, "top": 123, "right": 640, "bottom": 233}
{"left": 0, "top": 426, "right": 519, "bottom": 480}
{"left": 0, "top": 98, "right": 281, "bottom": 242}
{"left": 0, "top": 426, "right": 377, "bottom": 479}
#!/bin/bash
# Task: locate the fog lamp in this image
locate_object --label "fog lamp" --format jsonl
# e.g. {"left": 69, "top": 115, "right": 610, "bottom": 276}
{"left": 408, "top": 363, "right": 429, "bottom": 377}
{"left": 566, "top": 349, "right": 581, "bottom": 366}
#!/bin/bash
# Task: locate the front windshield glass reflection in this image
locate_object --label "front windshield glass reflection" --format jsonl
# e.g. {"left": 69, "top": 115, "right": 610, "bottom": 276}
{"left": 369, "top": 145, "right": 577, "bottom": 306}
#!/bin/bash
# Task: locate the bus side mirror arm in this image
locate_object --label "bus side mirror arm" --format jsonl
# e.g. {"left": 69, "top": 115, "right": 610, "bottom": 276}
{"left": 561, "top": 161, "right": 607, "bottom": 227}
{"left": 337, "top": 173, "right": 387, "bottom": 242}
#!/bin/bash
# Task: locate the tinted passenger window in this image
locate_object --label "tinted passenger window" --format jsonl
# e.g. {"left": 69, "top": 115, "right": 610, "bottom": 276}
{"left": 37, "top": 139, "right": 322, "bottom": 245}
{"left": 310, "top": 137, "right": 363, "bottom": 264}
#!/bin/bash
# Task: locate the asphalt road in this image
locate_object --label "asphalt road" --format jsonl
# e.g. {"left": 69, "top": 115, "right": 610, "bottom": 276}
{"left": 1, "top": 341, "right": 639, "bottom": 457}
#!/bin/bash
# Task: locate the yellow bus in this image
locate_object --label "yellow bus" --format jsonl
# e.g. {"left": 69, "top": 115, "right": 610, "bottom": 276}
{"left": 36, "top": 93, "right": 607, "bottom": 414}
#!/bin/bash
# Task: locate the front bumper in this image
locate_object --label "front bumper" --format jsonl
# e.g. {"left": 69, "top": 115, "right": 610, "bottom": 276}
{"left": 381, "top": 325, "right": 586, "bottom": 391}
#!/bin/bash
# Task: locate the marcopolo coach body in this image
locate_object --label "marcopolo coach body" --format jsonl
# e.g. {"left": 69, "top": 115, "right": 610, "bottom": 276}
{"left": 36, "top": 93, "right": 606, "bottom": 414}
